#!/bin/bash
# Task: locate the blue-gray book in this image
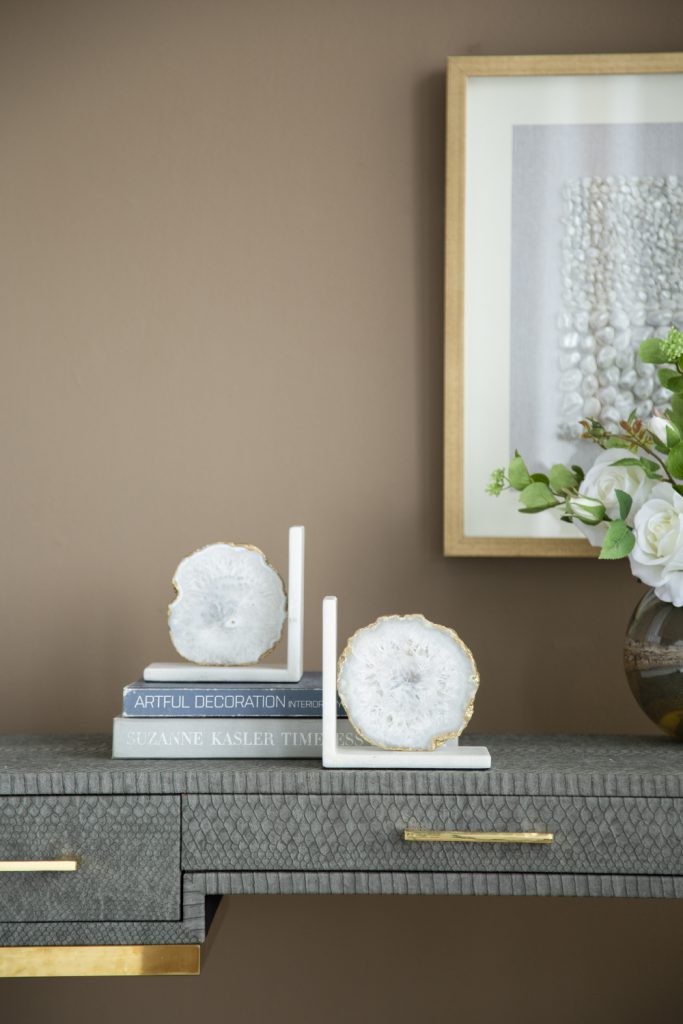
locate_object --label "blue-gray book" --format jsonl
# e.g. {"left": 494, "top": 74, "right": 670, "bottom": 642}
{"left": 122, "top": 671, "right": 345, "bottom": 718}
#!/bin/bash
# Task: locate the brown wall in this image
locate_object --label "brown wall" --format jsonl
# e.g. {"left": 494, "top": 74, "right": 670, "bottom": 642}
{"left": 2, "top": 1, "right": 681, "bottom": 1020}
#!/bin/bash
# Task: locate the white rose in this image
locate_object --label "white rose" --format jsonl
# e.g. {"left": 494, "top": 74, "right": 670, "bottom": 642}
{"left": 629, "top": 482, "right": 683, "bottom": 606}
{"left": 576, "top": 448, "right": 656, "bottom": 548}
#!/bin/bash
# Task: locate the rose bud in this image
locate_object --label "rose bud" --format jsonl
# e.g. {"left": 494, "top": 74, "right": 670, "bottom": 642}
{"left": 569, "top": 496, "right": 606, "bottom": 525}
{"left": 649, "top": 414, "right": 680, "bottom": 448}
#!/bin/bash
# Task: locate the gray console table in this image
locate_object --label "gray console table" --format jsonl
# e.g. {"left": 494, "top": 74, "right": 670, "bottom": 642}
{"left": 1, "top": 733, "right": 681, "bottom": 977}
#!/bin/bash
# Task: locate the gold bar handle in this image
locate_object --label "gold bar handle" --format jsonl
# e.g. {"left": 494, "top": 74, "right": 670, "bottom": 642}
{"left": 0, "top": 860, "right": 79, "bottom": 872}
{"left": 403, "top": 829, "right": 554, "bottom": 844}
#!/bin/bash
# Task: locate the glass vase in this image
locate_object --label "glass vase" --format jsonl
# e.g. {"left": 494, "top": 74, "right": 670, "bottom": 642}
{"left": 624, "top": 589, "right": 683, "bottom": 740}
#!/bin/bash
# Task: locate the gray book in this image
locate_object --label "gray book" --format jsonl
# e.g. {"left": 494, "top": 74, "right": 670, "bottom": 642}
{"left": 112, "top": 716, "right": 364, "bottom": 759}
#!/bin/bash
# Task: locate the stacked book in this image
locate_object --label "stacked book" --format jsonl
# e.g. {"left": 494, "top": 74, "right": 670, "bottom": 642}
{"left": 112, "top": 671, "right": 360, "bottom": 758}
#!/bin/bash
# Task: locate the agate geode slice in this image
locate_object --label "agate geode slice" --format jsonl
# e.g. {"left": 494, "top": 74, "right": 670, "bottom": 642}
{"left": 337, "top": 615, "right": 479, "bottom": 751}
{"left": 168, "top": 543, "right": 286, "bottom": 665}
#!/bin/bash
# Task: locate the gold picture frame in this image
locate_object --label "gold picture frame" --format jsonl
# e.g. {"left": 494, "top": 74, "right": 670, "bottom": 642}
{"left": 444, "top": 53, "right": 683, "bottom": 556}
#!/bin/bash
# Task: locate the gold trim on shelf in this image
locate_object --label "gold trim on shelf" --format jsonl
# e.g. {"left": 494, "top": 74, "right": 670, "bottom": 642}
{"left": 403, "top": 829, "right": 554, "bottom": 844}
{"left": 0, "top": 944, "right": 201, "bottom": 978}
{"left": 0, "top": 860, "right": 79, "bottom": 872}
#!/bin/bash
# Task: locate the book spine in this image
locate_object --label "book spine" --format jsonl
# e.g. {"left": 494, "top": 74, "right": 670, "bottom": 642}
{"left": 112, "top": 717, "right": 364, "bottom": 758}
{"left": 122, "top": 686, "right": 344, "bottom": 718}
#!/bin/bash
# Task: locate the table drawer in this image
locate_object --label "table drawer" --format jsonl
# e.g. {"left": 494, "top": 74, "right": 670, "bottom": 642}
{"left": 182, "top": 793, "right": 683, "bottom": 875}
{"left": 0, "top": 796, "right": 180, "bottom": 923}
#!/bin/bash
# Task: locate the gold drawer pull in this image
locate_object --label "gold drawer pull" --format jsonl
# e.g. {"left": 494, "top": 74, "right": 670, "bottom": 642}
{"left": 0, "top": 860, "right": 79, "bottom": 873}
{"left": 403, "top": 829, "right": 554, "bottom": 844}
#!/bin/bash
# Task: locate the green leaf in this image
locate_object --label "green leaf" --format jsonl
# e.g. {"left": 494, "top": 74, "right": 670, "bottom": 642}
{"left": 530, "top": 472, "right": 549, "bottom": 484}
{"left": 614, "top": 488, "right": 633, "bottom": 521}
{"left": 667, "top": 442, "right": 683, "bottom": 480}
{"left": 519, "top": 481, "right": 559, "bottom": 512}
{"left": 610, "top": 458, "right": 642, "bottom": 467}
{"left": 670, "top": 395, "right": 683, "bottom": 436}
{"left": 639, "top": 338, "right": 668, "bottom": 363}
{"left": 656, "top": 367, "right": 683, "bottom": 392}
{"left": 571, "top": 465, "right": 585, "bottom": 486}
{"left": 604, "top": 437, "right": 630, "bottom": 449}
{"left": 549, "top": 464, "right": 578, "bottom": 493}
{"left": 599, "top": 520, "right": 635, "bottom": 560}
{"left": 508, "top": 453, "right": 532, "bottom": 491}
{"left": 639, "top": 457, "right": 663, "bottom": 479}
{"left": 646, "top": 463, "right": 665, "bottom": 479}
{"left": 486, "top": 467, "right": 506, "bottom": 496}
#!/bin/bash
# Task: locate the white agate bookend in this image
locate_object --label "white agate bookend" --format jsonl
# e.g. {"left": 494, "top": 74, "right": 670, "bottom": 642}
{"left": 322, "top": 596, "right": 491, "bottom": 770}
{"left": 338, "top": 614, "right": 479, "bottom": 751}
{"left": 144, "top": 526, "right": 304, "bottom": 683}
{"left": 169, "top": 542, "right": 286, "bottom": 666}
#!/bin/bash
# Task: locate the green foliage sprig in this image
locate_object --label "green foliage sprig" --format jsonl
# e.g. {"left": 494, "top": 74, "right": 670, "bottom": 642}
{"left": 488, "top": 326, "right": 683, "bottom": 561}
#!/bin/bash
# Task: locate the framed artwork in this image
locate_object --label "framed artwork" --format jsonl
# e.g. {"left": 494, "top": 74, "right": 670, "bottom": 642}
{"left": 444, "top": 53, "right": 683, "bottom": 556}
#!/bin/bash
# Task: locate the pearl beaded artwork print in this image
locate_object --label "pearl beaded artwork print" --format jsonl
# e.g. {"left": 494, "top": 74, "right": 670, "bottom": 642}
{"left": 556, "top": 175, "right": 683, "bottom": 440}
{"left": 507, "top": 121, "right": 683, "bottom": 480}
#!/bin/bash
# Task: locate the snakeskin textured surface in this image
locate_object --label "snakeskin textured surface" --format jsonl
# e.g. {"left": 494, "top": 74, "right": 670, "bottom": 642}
{"left": 182, "top": 793, "right": 683, "bottom": 874}
{"left": 198, "top": 870, "right": 683, "bottom": 898}
{"left": 0, "top": 875, "right": 207, "bottom": 947}
{"left": 0, "top": 733, "right": 682, "bottom": 797}
{"left": 0, "top": 795, "right": 180, "bottom": 922}
{"left": 0, "top": 733, "right": 682, "bottom": 950}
